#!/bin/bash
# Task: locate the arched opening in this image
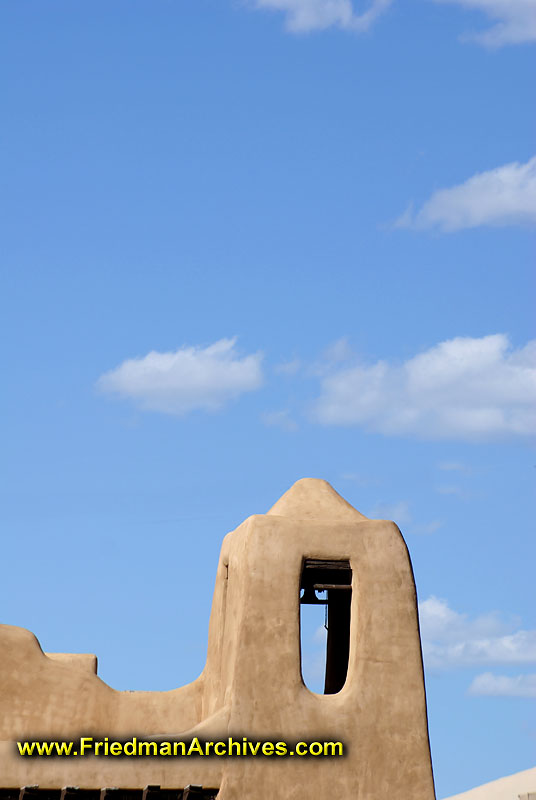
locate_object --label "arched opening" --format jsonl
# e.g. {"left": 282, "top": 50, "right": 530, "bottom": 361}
{"left": 299, "top": 559, "right": 352, "bottom": 694}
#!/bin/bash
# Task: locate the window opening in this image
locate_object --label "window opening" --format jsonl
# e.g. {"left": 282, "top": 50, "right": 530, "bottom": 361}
{"left": 300, "top": 559, "right": 352, "bottom": 695}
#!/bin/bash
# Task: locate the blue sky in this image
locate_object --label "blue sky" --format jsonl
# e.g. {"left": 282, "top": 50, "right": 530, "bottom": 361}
{"left": 1, "top": 1, "right": 535, "bottom": 797}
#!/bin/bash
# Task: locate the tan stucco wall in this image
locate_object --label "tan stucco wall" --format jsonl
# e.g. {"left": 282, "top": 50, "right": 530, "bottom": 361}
{"left": 0, "top": 479, "right": 436, "bottom": 799}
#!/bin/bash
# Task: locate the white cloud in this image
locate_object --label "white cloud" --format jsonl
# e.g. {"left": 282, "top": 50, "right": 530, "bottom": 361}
{"left": 309, "top": 338, "right": 355, "bottom": 379}
{"left": 253, "top": 0, "right": 392, "bottom": 33}
{"left": 413, "top": 519, "right": 443, "bottom": 534}
{"left": 252, "top": 0, "right": 536, "bottom": 41}
{"left": 369, "top": 500, "right": 442, "bottom": 533}
{"left": 300, "top": 622, "right": 328, "bottom": 691}
{"left": 429, "top": 0, "right": 536, "bottom": 47}
{"left": 340, "top": 471, "right": 376, "bottom": 487}
{"left": 261, "top": 409, "right": 298, "bottom": 431}
{"left": 97, "top": 338, "right": 263, "bottom": 415}
{"left": 312, "top": 334, "right": 536, "bottom": 441}
{"left": 369, "top": 500, "right": 412, "bottom": 525}
{"left": 274, "top": 358, "right": 301, "bottom": 375}
{"left": 321, "top": 337, "right": 353, "bottom": 363}
{"left": 468, "top": 672, "right": 536, "bottom": 697}
{"left": 419, "top": 596, "right": 536, "bottom": 669}
{"left": 396, "top": 156, "right": 536, "bottom": 231}
{"left": 438, "top": 461, "right": 467, "bottom": 472}
{"left": 313, "top": 624, "right": 328, "bottom": 644}
{"left": 301, "top": 650, "right": 327, "bottom": 687}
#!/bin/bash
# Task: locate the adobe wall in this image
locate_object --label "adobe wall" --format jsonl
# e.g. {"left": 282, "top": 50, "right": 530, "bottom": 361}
{"left": 0, "top": 479, "right": 436, "bottom": 799}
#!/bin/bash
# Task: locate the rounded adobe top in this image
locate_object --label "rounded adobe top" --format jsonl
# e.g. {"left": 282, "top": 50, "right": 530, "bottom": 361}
{"left": 266, "top": 478, "right": 368, "bottom": 522}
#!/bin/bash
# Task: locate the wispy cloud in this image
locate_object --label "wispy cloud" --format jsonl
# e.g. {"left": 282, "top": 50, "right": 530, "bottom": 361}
{"left": 438, "top": 461, "right": 468, "bottom": 472}
{"left": 274, "top": 358, "right": 301, "bottom": 376}
{"left": 340, "top": 471, "right": 377, "bottom": 487}
{"left": 300, "top": 622, "right": 328, "bottom": 692}
{"left": 312, "top": 334, "right": 536, "bottom": 441}
{"left": 261, "top": 409, "right": 298, "bottom": 431}
{"left": 369, "top": 500, "right": 442, "bottom": 533}
{"left": 429, "top": 0, "right": 536, "bottom": 47}
{"left": 436, "top": 485, "right": 464, "bottom": 496}
{"left": 413, "top": 519, "right": 443, "bottom": 534}
{"left": 309, "top": 337, "right": 355, "bottom": 378}
{"left": 419, "top": 596, "right": 536, "bottom": 669}
{"left": 251, "top": 0, "right": 536, "bottom": 42}
{"left": 369, "top": 500, "right": 412, "bottom": 525}
{"left": 396, "top": 156, "right": 536, "bottom": 231}
{"left": 468, "top": 672, "right": 536, "bottom": 698}
{"left": 97, "top": 338, "right": 263, "bottom": 415}
{"left": 321, "top": 337, "right": 353, "bottom": 363}
{"left": 313, "top": 624, "right": 328, "bottom": 644}
{"left": 252, "top": 0, "right": 392, "bottom": 34}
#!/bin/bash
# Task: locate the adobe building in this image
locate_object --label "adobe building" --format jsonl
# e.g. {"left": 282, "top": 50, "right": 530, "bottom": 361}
{"left": 443, "top": 767, "right": 536, "bottom": 800}
{"left": 0, "top": 479, "right": 436, "bottom": 799}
